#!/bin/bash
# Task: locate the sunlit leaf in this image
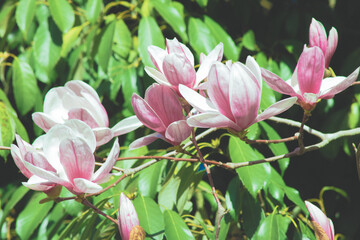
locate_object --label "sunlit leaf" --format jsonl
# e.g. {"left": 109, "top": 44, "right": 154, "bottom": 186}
{"left": 253, "top": 213, "right": 290, "bottom": 240}
{"left": 188, "top": 17, "right": 217, "bottom": 57}
{"left": 97, "top": 20, "right": 116, "bottom": 72}
{"left": 86, "top": 0, "right": 102, "bottom": 24}
{"left": 48, "top": 0, "right": 75, "bottom": 33}
{"left": 242, "top": 30, "right": 256, "bottom": 51}
{"left": 15, "top": 0, "right": 36, "bottom": 39}
{"left": 164, "top": 210, "right": 194, "bottom": 240}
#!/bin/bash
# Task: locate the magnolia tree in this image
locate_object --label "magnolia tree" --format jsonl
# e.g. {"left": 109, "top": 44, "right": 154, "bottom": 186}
{"left": 1, "top": 0, "right": 360, "bottom": 239}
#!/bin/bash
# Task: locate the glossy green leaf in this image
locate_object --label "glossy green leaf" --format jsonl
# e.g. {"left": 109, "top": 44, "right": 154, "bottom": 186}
{"left": 253, "top": 213, "right": 290, "bottom": 240}
{"left": 137, "top": 160, "right": 166, "bottom": 198}
{"left": 61, "top": 25, "right": 83, "bottom": 57}
{"left": 259, "top": 122, "right": 289, "bottom": 175}
{"left": 241, "top": 188, "right": 264, "bottom": 238}
{"left": 12, "top": 58, "right": 39, "bottom": 115}
{"left": 0, "top": 186, "right": 29, "bottom": 227}
{"left": 86, "top": 0, "right": 102, "bottom": 24}
{"left": 15, "top": 0, "right": 36, "bottom": 38}
{"left": 164, "top": 210, "right": 194, "bottom": 240}
{"left": 229, "top": 136, "right": 271, "bottom": 198}
{"left": 152, "top": 0, "right": 188, "bottom": 42}
{"left": 97, "top": 20, "right": 116, "bottom": 72}
{"left": 196, "top": 0, "right": 208, "bottom": 8}
{"left": 48, "top": 0, "right": 75, "bottom": 33}
{"left": 16, "top": 192, "right": 53, "bottom": 240}
{"left": 121, "top": 67, "right": 139, "bottom": 113}
{"left": 242, "top": 30, "right": 256, "bottom": 51}
{"left": 348, "top": 102, "right": 359, "bottom": 128}
{"left": 225, "top": 177, "right": 242, "bottom": 221}
{"left": 0, "top": 102, "right": 15, "bottom": 159}
{"left": 204, "top": 15, "right": 239, "bottom": 60}
{"left": 218, "top": 213, "right": 231, "bottom": 240}
{"left": 298, "top": 219, "right": 316, "bottom": 240}
{"left": 284, "top": 186, "right": 307, "bottom": 213}
{"left": 264, "top": 167, "right": 285, "bottom": 204}
{"left": 0, "top": 0, "right": 16, "bottom": 37}
{"left": 188, "top": 17, "right": 218, "bottom": 57}
{"left": 113, "top": 19, "right": 132, "bottom": 58}
{"left": 133, "top": 194, "right": 165, "bottom": 240}
{"left": 260, "top": 80, "right": 277, "bottom": 110}
{"left": 138, "top": 16, "right": 165, "bottom": 67}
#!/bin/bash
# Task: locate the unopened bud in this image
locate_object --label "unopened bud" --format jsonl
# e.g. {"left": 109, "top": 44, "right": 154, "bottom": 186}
{"left": 118, "top": 193, "right": 141, "bottom": 240}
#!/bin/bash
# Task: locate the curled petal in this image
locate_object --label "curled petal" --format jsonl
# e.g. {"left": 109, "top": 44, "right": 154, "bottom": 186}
{"left": 73, "top": 178, "right": 102, "bottom": 194}
{"left": 309, "top": 18, "right": 328, "bottom": 55}
{"left": 305, "top": 201, "right": 334, "bottom": 240}
{"left": 65, "top": 80, "right": 101, "bottom": 103}
{"left": 165, "top": 120, "right": 191, "bottom": 145}
{"left": 129, "top": 133, "right": 162, "bottom": 150}
{"left": 32, "top": 113, "right": 58, "bottom": 132}
{"left": 187, "top": 112, "right": 241, "bottom": 131}
{"left": 261, "top": 69, "right": 299, "bottom": 96}
{"left": 162, "top": 53, "right": 196, "bottom": 87}
{"left": 254, "top": 97, "right": 297, "bottom": 124}
{"left": 112, "top": 115, "right": 143, "bottom": 137}
{"left": 179, "top": 84, "right": 218, "bottom": 113}
{"left": 68, "top": 108, "right": 99, "bottom": 128}
{"left": 325, "top": 27, "right": 338, "bottom": 68}
{"left": 23, "top": 175, "right": 57, "bottom": 192}
{"left": 11, "top": 144, "right": 33, "bottom": 178}
{"left": 93, "top": 127, "right": 114, "bottom": 146}
{"left": 245, "top": 56, "right": 262, "bottom": 87}
{"left": 144, "top": 67, "right": 171, "bottom": 86}
{"left": 166, "top": 38, "right": 194, "bottom": 66}
{"left": 148, "top": 45, "right": 167, "bottom": 72}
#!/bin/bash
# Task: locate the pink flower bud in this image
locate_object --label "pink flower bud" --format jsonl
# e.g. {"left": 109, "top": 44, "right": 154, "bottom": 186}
{"left": 305, "top": 201, "right": 334, "bottom": 240}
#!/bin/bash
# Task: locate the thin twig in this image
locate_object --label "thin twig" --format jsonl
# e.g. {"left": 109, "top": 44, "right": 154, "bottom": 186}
{"left": 0, "top": 146, "right": 11, "bottom": 150}
{"left": 81, "top": 198, "right": 118, "bottom": 225}
{"left": 245, "top": 135, "right": 298, "bottom": 144}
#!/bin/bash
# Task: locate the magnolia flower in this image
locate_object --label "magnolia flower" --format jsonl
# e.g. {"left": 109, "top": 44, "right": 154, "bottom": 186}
{"left": 309, "top": 18, "right": 338, "bottom": 68}
{"left": 145, "top": 38, "right": 223, "bottom": 93}
{"left": 118, "top": 193, "right": 145, "bottom": 240}
{"left": 179, "top": 57, "right": 297, "bottom": 133}
{"left": 305, "top": 201, "right": 334, "bottom": 240}
{"left": 262, "top": 46, "right": 359, "bottom": 111}
{"left": 13, "top": 120, "right": 120, "bottom": 195}
{"left": 130, "top": 84, "right": 191, "bottom": 149}
{"left": 32, "top": 80, "right": 142, "bottom": 146}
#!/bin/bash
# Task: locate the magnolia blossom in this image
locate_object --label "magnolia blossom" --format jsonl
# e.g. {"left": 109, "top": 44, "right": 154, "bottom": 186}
{"left": 145, "top": 38, "right": 223, "bottom": 93}
{"left": 32, "top": 80, "right": 142, "bottom": 146}
{"left": 309, "top": 18, "right": 338, "bottom": 68}
{"left": 179, "top": 56, "right": 297, "bottom": 132}
{"left": 118, "top": 193, "right": 145, "bottom": 240}
{"left": 262, "top": 46, "right": 359, "bottom": 111}
{"left": 130, "top": 84, "right": 191, "bottom": 149}
{"left": 305, "top": 201, "right": 334, "bottom": 240}
{"left": 12, "top": 120, "right": 120, "bottom": 195}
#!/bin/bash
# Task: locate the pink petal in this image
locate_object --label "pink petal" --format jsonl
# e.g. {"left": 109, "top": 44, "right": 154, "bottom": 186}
{"left": 162, "top": 53, "right": 196, "bottom": 88}
{"left": 261, "top": 68, "right": 299, "bottom": 96}
{"left": 305, "top": 201, "right": 334, "bottom": 240}
{"left": 144, "top": 67, "right": 171, "bottom": 86}
{"left": 254, "top": 97, "right": 297, "bottom": 124}
{"left": 207, "top": 62, "right": 234, "bottom": 121}
{"left": 187, "top": 112, "right": 241, "bottom": 131}
{"left": 93, "top": 127, "right": 114, "bottom": 146}
{"left": 32, "top": 113, "right": 58, "bottom": 132}
{"left": 320, "top": 67, "right": 359, "bottom": 99}
{"left": 148, "top": 45, "right": 167, "bottom": 72}
{"left": 118, "top": 193, "right": 139, "bottom": 240}
{"left": 112, "top": 115, "right": 143, "bottom": 137}
{"left": 131, "top": 93, "right": 166, "bottom": 133}
{"left": 93, "top": 138, "right": 120, "bottom": 183}
{"left": 309, "top": 18, "right": 328, "bottom": 55}
{"left": 166, "top": 38, "right": 194, "bottom": 66}
{"left": 165, "top": 120, "right": 192, "bottom": 145}
{"left": 23, "top": 175, "right": 57, "bottom": 192}
{"left": 59, "top": 138, "right": 95, "bottom": 182}
{"left": 68, "top": 108, "right": 99, "bottom": 128}
{"left": 245, "top": 56, "right": 262, "bottom": 87}
{"left": 11, "top": 144, "right": 33, "bottom": 178}
{"left": 129, "top": 133, "right": 162, "bottom": 150}
{"left": 297, "top": 46, "right": 325, "bottom": 95}
{"left": 325, "top": 27, "right": 338, "bottom": 68}
{"left": 65, "top": 80, "right": 101, "bottom": 103}
{"left": 73, "top": 178, "right": 102, "bottom": 194}
{"left": 25, "top": 150, "right": 57, "bottom": 173}
{"left": 179, "top": 84, "right": 218, "bottom": 113}
{"left": 229, "top": 62, "right": 261, "bottom": 129}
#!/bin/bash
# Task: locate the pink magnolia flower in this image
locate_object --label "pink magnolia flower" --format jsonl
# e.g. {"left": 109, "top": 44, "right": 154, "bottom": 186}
{"left": 32, "top": 80, "right": 142, "bottom": 146}
{"left": 309, "top": 18, "right": 338, "bottom": 68}
{"left": 130, "top": 84, "right": 192, "bottom": 149}
{"left": 262, "top": 47, "right": 359, "bottom": 111}
{"left": 179, "top": 57, "right": 297, "bottom": 132}
{"left": 118, "top": 193, "right": 145, "bottom": 240}
{"left": 14, "top": 120, "right": 120, "bottom": 195}
{"left": 145, "top": 38, "right": 223, "bottom": 93}
{"left": 305, "top": 201, "right": 334, "bottom": 240}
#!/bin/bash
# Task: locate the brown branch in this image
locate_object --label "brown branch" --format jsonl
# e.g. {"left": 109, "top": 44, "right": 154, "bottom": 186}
{"left": 0, "top": 146, "right": 11, "bottom": 150}
{"left": 81, "top": 198, "right": 118, "bottom": 225}
{"left": 245, "top": 135, "right": 298, "bottom": 144}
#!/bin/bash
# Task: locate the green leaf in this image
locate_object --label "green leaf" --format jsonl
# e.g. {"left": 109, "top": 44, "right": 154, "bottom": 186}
{"left": 16, "top": 192, "right": 53, "bottom": 240}
{"left": 133, "top": 194, "right": 165, "bottom": 240}
{"left": 259, "top": 122, "right": 289, "bottom": 175}
{"left": 348, "top": 102, "right": 359, "bottom": 128}
{"left": 152, "top": 0, "right": 188, "bottom": 42}
{"left": 15, "top": 0, "right": 36, "bottom": 38}
{"left": 164, "top": 210, "right": 194, "bottom": 240}
{"left": 229, "top": 136, "right": 271, "bottom": 198}
{"left": 218, "top": 213, "right": 231, "bottom": 240}
{"left": 97, "top": 20, "right": 116, "bottom": 72}
{"left": 86, "top": 0, "right": 102, "bottom": 24}
{"left": 188, "top": 17, "right": 218, "bottom": 57}
{"left": 242, "top": 30, "right": 256, "bottom": 51}
{"left": 61, "top": 25, "right": 83, "bottom": 57}
{"left": 12, "top": 58, "right": 39, "bottom": 115}
{"left": 260, "top": 80, "right": 277, "bottom": 110}
{"left": 121, "top": 67, "right": 139, "bottom": 113}
{"left": 264, "top": 167, "right": 285, "bottom": 204}
{"left": 137, "top": 160, "right": 167, "bottom": 198}
{"left": 253, "top": 213, "right": 291, "bottom": 240}
{"left": 138, "top": 16, "right": 165, "bottom": 67}
{"left": 225, "top": 177, "right": 242, "bottom": 221}
{"left": 298, "top": 219, "right": 316, "bottom": 240}
{"left": 196, "top": 0, "right": 208, "bottom": 8}
{"left": 0, "top": 186, "right": 29, "bottom": 227}
{"left": 48, "top": 0, "right": 75, "bottom": 33}
{"left": 0, "top": 102, "right": 15, "bottom": 159}
{"left": 113, "top": 19, "right": 132, "bottom": 58}
{"left": 204, "top": 16, "right": 239, "bottom": 60}
{"left": 284, "top": 186, "right": 307, "bottom": 213}
{"left": 0, "top": 0, "right": 16, "bottom": 37}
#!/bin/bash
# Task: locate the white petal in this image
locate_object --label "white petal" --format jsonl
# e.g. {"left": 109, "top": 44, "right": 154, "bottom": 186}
{"left": 93, "top": 127, "right": 114, "bottom": 146}
{"left": 144, "top": 66, "right": 171, "bottom": 86}
{"left": 178, "top": 84, "right": 218, "bottom": 113}
{"left": 187, "top": 112, "right": 241, "bottom": 131}
{"left": 73, "top": 178, "right": 102, "bottom": 194}
{"left": 255, "top": 97, "right": 297, "bottom": 123}
{"left": 129, "top": 133, "right": 161, "bottom": 150}
{"left": 112, "top": 115, "right": 143, "bottom": 136}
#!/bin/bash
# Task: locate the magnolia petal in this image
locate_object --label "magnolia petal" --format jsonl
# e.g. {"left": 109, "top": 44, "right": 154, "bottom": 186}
{"left": 112, "top": 115, "right": 143, "bottom": 137}
{"left": 261, "top": 68, "right": 298, "bottom": 96}
{"left": 297, "top": 46, "right": 325, "bottom": 95}
{"left": 25, "top": 149, "right": 57, "bottom": 173}
{"left": 65, "top": 80, "right": 101, "bottom": 103}
{"left": 93, "top": 127, "right": 114, "bottom": 146}
{"left": 255, "top": 97, "right": 297, "bottom": 124}
{"left": 179, "top": 84, "right": 218, "bottom": 113}
{"left": 309, "top": 18, "right": 328, "bottom": 54}
{"left": 32, "top": 112, "right": 58, "bottom": 132}
{"left": 320, "top": 67, "right": 359, "bottom": 99}
{"left": 79, "top": 91, "right": 109, "bottom": 127}
{"left": 148, "top": 45, "right": 167, "bottom": 72}
{"left": 325, "top": 27, "right": 338, "bottom": 68}
{"left": 305, "top": 201, "right": 334, "bottom": 240}
{"left": 73, "top": 178, "right": 102, "bottom": 194}
{"left": 165, "top": 120, "right": 191, "bottom": 145}
{"left": 118, "top": 193, "right": 140, "bottom": 240}
{"left": 187, "top": 112, "right": 241, "bottom": 131}
{"left": 166, "top": 38, "right": 194, "bottom": 67}
{"left": 245, "top": 56, "right": 262, "bottom": 87}
{"left": 68, "top": 108, "right": 99, "bottom": 128}
{"left": 129, "top": 133, "right": 161, "bottom": 150}
{"left": 93, "top": 138, "right": 120, "bottom": 183}
{"left": 144, "top": 67, "right": 171, "bottom": 86}
{"left": 43, "top": 87, "right": 69, "bottom": 116}
{"left": 162, "top": 53, "right": 196, "bottom": 87}
{"left": 23, "top": 175, "right": 56, "bottom": 192}
{"left": 11, "top": 144, "right": 33, "bottom": 178}
{"left": 207, "top": 62, "right": 234, "bottom": 121}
